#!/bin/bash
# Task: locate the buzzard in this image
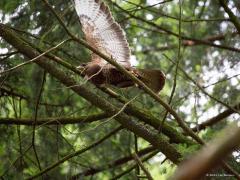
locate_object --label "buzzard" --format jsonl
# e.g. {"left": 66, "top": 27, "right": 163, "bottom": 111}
{"left": 74, "top": 0, "right": 165, "bottom": 93}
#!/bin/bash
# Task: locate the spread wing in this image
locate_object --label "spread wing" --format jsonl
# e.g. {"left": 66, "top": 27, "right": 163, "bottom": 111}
{"left": 74, "top": 0, "right": 131, "bottom": 67}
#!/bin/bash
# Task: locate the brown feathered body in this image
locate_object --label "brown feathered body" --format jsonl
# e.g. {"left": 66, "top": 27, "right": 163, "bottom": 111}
{"left": 82, "top": 63, "right": 165, "bottom": 93}
{"left": 74, "top": 0, "right": 165, "bottom": 93}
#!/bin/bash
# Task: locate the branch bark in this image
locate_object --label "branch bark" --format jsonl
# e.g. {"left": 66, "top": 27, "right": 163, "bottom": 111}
{"left": 0, "top": 23, "right": 182, "bottom": 165}
{"left": 100, "top": 87, "right": 194, "bottom": 145}
{"left": 0, "top": 113, "right": 109, "bottom": 125}
{"left": 219, "top": 0, "right": 240, "bottom": 34}
{"left": 173, "top": 122, "right": 240, "bottom": 180}
{"left": 0, "top": 24, "right": 194, "bottom": 146}
{"left": 192, "top": 103, "right": 240, "bottom": 132}
{"left": 132, "top": 153, "right": 154, "bottom": 180}
{"left": 40, "top": 0, "right": 206, "bottom": 145}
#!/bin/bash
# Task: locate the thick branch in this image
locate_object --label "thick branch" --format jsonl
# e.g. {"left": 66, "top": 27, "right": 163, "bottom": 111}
{"left": 41, "top": 0, "right": 204, "bottom": 145}
{"left": 219, "top": 0, "right": 240, "bottom": 34}
{"left": 173, "top": 122, "right": 240, "bottom": 179}
{"left": 0, "top": 87, "right": 26, "bottom": 99}
{"left": 0, "top": 23, "right": 182, "bottom": 165}
{"left": 0, "top": 113, "right": 109, "bottom": 125}
{"left": 192, "top": 103, "right": 240, "bottom": 132}
{"left": 1, "top": 27, "right": 193, "bottom": 146}
{"left": 101, "top": 88, "right": 193, "bottom": 145}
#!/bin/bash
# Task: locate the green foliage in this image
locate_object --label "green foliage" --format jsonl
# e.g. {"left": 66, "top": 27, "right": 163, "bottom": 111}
{"left": 0, "top": 0, "right": 22, "bottom": 12}
{"left": 177, "top": 143, "right": 200, "bottom": 160}
{"left": 0, "top": 0, "right": 239, "bottom": 179}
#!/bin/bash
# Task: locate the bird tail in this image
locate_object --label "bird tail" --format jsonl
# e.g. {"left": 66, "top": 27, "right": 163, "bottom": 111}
{"left": 135, "top": 69, "right": 165, "bottom": 93}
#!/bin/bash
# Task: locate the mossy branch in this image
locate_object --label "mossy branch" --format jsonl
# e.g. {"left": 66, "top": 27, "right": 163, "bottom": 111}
{"left": 0, "top": 23, "right": 182, "bottom": 165}
{"left": 0, "top": 113, "right": 109, "bottom": 125}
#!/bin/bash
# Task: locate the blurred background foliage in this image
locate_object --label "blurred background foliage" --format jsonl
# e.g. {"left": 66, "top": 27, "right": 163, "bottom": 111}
{"left": 0, "top": 0, "right": 239, "bottom": 179}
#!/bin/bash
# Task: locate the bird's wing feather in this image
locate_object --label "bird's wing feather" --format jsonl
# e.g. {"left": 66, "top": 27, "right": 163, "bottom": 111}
{"left": 74, "top": 0, "right": 131, "bottom": 67}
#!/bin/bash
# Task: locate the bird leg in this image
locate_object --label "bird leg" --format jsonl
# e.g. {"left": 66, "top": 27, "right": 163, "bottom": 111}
{"left": 129, "top": 68, "right": 140, "bottom": 78}
{"left": 127, "top": 69, "right": 142, "bottom": 88}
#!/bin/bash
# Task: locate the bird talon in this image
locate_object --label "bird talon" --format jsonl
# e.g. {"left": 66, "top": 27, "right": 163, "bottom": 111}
{"left": 130, "top": 70, "right": 139, "bottom": 78}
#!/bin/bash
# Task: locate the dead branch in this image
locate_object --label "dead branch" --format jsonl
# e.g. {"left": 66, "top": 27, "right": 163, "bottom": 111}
{"left": 172, "top": 122, "right": 240, "bottom": 180}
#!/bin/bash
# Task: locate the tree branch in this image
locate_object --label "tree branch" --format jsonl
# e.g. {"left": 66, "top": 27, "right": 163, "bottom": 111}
{"left": 0, "top": 113, "right": 109, "bottom": 125}
{"left": 41, "top": 0, "right": 206, "bottom": 145}
{"left": 132, "top": 153, "right": 154, "bottom": 180}
{"left": 172, "top": 122, "right": 240, "bottom": 179}
{"left": 192, "top": 103, "right": 240, "bottom": 132}
{"left": 27, "top": 126, "right": 123, "bottom": 179}
{"left": 219, "top": 0, "right": 240, "bottom": 34}
{"left": 71, "top": 146, "right": 156, "bottom": 178}
{"left": 100, "top": 87, "right": 194, "bottom": 145}
{"left": 110, "top": 0, "right": 240, "bottom": 53}
{"left": 110, "top": 151, "right": 158, "bottom": 180}
{"left": 164, "top": 54, "right": 240, "bottom": 115}
{"left": 0, "top": 23, "right": 182, "bottom": 165}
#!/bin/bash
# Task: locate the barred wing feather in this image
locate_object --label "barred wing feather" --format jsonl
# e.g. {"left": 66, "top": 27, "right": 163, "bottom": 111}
{"left": 74, "top": 0, "right": 131, "bottom": 67}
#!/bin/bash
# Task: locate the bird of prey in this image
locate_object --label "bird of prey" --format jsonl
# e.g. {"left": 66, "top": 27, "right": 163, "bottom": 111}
{"left": 73, "top": 0, "right": 165, "bottom": 93}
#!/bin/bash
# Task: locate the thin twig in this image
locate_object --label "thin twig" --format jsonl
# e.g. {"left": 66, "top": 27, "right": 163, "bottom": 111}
{"left": 0, "top": 23, "right": 183, "bottom": 166}
{"left": 132, "top": 153, "right": 154, "bottom": 180}
{"left": 31, "top": 71, "right": 46, "bottom": 172}
{"left": 27, "top": 126, "right": 123, "bottom": 180}
{"left": 110, "top": 0, "right": 240, "bottom": 53}
{"left": 111, "top": 151, "right": 158, "bottom": 180}
{"left": 70, "top": 146, "right": 155, "bottom": 178}
{"left": 163, "top": 54, "right": 240, "bottom": 115}
{"left": 159, "top": 0, "right": 182, "bottom": 133}
{"left": 0, "top": 39, "right": 70, "bottom": 75}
